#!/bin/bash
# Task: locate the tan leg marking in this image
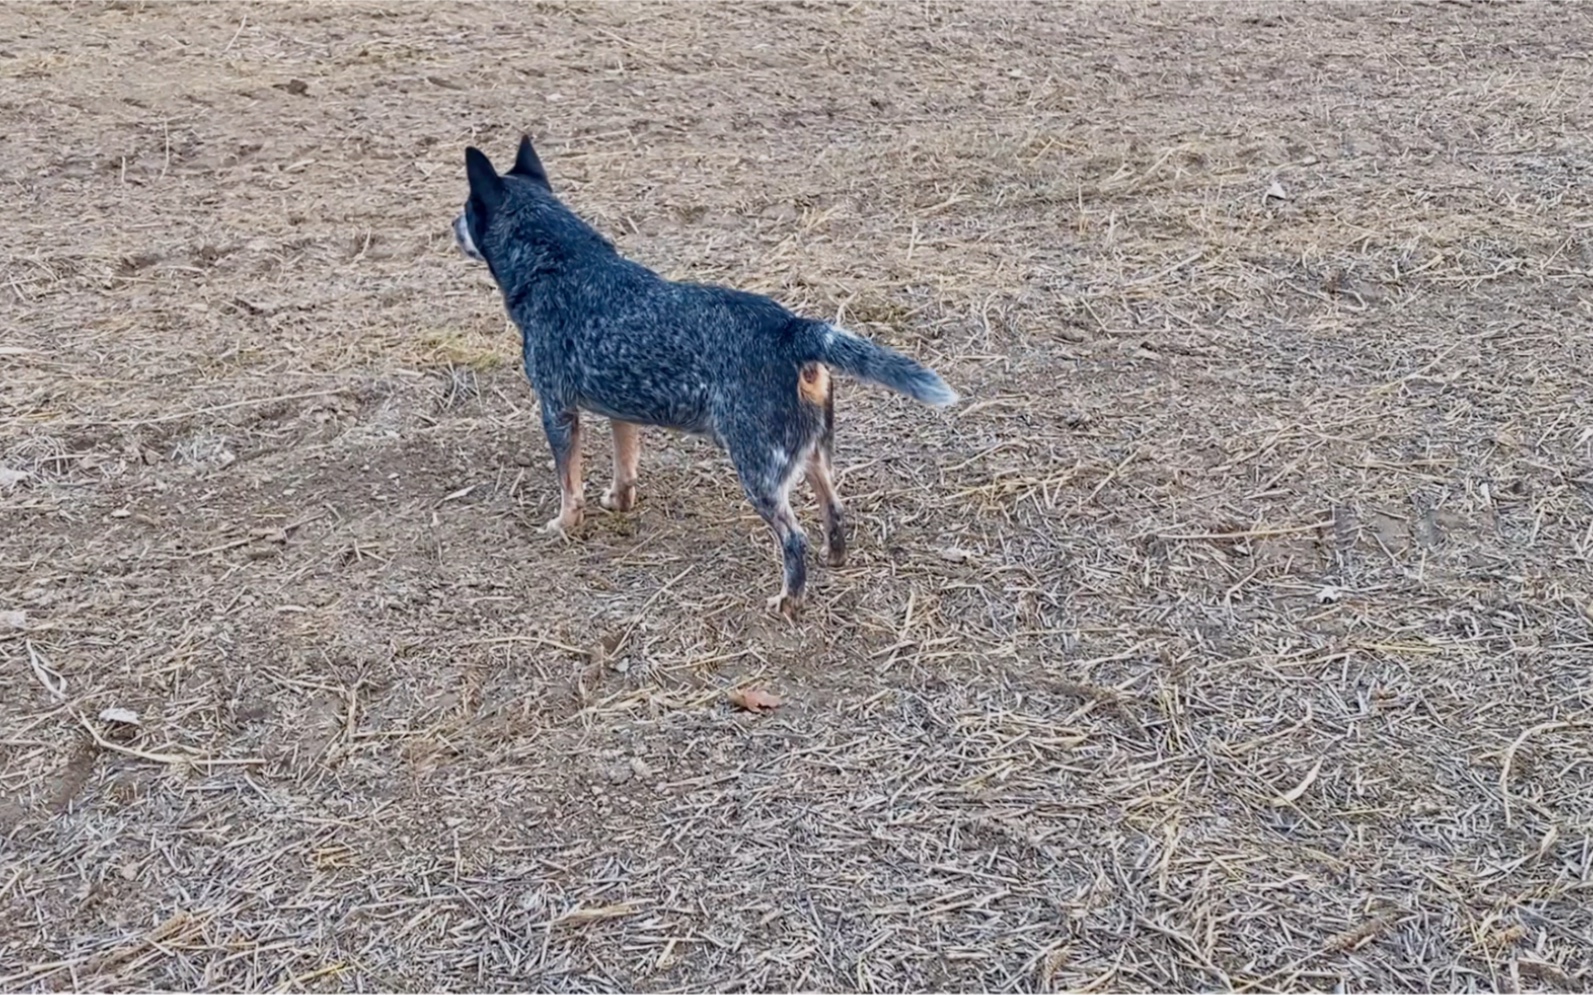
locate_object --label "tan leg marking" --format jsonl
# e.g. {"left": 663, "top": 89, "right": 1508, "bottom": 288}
{"left": 543, "top": 426, "right": 585, "bottom": 535}
{"left": 601, "top": 419, "right": 640, "bottom": 512}
{"left": 806, "top": 452, "right": 846, "bottom": 567}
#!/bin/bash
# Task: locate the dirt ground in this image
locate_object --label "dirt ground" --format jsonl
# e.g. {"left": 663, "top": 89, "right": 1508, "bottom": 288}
{"left": 3, "top": 1, "right": 1592, "bottom": 991}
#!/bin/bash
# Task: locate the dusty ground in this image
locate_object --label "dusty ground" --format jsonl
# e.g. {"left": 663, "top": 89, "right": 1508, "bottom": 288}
{"left": 3, "top": 1, "right": 1592, "bottom": 991}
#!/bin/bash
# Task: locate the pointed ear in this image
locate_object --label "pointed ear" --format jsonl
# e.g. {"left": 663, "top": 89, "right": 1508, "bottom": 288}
{"left": 465, "top": 146, "right": 504, "bottom": 207}
{"left": 508, "top": 134, "right": 550, "bottom": 190}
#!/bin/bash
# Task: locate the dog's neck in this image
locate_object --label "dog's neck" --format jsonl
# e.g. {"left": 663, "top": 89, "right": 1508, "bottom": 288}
{"left": 489, "top": 198, "right": 614, "bottom": 294}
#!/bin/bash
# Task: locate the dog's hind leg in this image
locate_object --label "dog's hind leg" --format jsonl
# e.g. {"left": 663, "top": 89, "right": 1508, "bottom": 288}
{"left": 806, "top": 371, "right": 846, "bottom": 566}
{"left": 540, "top": 403, "right": 585, "bottom": 535}
{"left": 757, "top": 493, "right": 807, "bottom": 620}
{"left": 806, "top": 453, "right": 845, "bottom": 568}
{"left": 730, "top": 443, "right": 807, "bottom": 620}
{"left": 601, "top": 419, "right": 640, "bottom": 512}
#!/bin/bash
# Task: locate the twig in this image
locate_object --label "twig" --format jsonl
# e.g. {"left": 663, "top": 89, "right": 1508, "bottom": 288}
{"left": 456, "top": 633, "right": 590, "bottom": 657}
{"left": 221, "top": 11, "right": 248, "bottom": 53}
{"left": 1500, "top": 721, "right": 1573, "bottom": 827}
{"left": 66, "top": 389, "right": 351, "bottom": 429}
{"left": 26, "top": 640, "right": 66, "bottom": 700}
{"left": 1158, "top": 520, "right": 1331, "bottom": 542}
{"left": 70, "top": 711, "right": 263, "bottom": 768}
{"left": 1071, "top": 447, "right": 1142, "bottom": 514}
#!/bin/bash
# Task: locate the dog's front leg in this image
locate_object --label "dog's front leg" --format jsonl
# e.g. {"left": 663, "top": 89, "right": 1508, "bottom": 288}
{"left": 540, "top": 404, "right": 585, "bottom": 535}
{"left": 601, "top": 419, "right": 640, "bottom": 512}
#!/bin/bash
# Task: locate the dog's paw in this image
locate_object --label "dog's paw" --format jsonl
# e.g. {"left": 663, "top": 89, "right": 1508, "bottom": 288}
{"left": 542, "top": 509, "right": 583, "bottom": 536}
{"left": 599, "top": 484, "right": 636, "bottom": 513}
{"left": 824, "top": 537, "right": 847, "bottom": 568}
{"left": 765, "top": 591, "right": 803, "bottom": 621}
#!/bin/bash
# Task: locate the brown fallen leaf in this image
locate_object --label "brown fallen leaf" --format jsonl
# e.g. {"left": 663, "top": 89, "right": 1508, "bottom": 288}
{"left": 727, "top": 687, "right": 783, "bottom": 713}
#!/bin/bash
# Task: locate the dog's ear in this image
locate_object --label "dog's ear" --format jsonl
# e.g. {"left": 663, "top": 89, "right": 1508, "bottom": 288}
{"left": 465, "top": 146, "right": 505, "bottom": 207}
{"left": 508, "top": 134, "right": 550, "bottom": 190}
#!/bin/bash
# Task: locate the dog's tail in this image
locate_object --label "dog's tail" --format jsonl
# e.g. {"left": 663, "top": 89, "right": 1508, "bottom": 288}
{"left": 799, "top": 321, "right": 959, "bottom": 408}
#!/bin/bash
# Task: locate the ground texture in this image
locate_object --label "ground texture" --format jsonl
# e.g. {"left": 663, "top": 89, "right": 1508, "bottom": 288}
{"left": 3, "top": 2, "right": 1593, "bottom": 991}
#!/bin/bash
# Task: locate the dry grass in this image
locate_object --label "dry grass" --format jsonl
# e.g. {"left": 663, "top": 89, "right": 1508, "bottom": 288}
{"left": 3, "top": 1, "right": 1593, "bottom": 991}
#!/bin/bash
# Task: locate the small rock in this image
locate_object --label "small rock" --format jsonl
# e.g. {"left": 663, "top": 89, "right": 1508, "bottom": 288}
{"left": 0, "top": 467, "right": 28, "bottom": 491}
{"left": 630, "top": 756, "right": 653, "bottom": 779}
{"left": 0, "top": 609, "right": 25, "bottom": 629}
{"left": 1265, "top": 181, "right": 1289, "bottom": 201}
{"left": 607, "top": 763, "right": 632, "bottom": 785}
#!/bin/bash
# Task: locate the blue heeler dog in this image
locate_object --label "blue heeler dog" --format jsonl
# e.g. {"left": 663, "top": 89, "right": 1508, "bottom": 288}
{"left": 452, "top": 135, "right": 958, "bottom": 619}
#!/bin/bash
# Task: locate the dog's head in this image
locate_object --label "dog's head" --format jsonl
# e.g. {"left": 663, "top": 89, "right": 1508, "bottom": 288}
{"left": 452, "top": 134, "right": 552, "bottom": 265}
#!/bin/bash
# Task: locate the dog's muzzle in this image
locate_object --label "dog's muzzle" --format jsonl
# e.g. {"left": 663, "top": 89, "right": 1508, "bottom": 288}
{"left": 453, "top": 213, "right": 484, "bottom": 261}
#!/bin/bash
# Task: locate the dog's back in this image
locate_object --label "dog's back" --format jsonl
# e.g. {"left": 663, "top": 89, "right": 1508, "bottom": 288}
{"left": 496, "top": 214, "right": 837, "bottom": 445}
{"left": 518, "top": 260, "right": 725, "bottom": 436}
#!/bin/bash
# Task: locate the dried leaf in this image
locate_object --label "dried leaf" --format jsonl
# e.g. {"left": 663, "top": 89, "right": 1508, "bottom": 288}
{"left": 1271, "top": 757, "right": 1323, "bottom": 806}
{"left": 727, "top": 687, "right": 783, "bottom": 713}
{"left": 99, "top": 707, "right": 141, "bottom": 726}
{"left": 555, "top": 900, "right": 650, "bottom": 926}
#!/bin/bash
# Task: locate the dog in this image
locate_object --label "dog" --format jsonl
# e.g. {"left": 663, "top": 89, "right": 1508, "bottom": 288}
{"left": 452, "top": 135, "right": 958, "bottom": 619}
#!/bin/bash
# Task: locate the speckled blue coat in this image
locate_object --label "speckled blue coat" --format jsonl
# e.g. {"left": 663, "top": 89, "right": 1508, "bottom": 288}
{"left": 453, "top": 136, "right": 957, "bottom": 618}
